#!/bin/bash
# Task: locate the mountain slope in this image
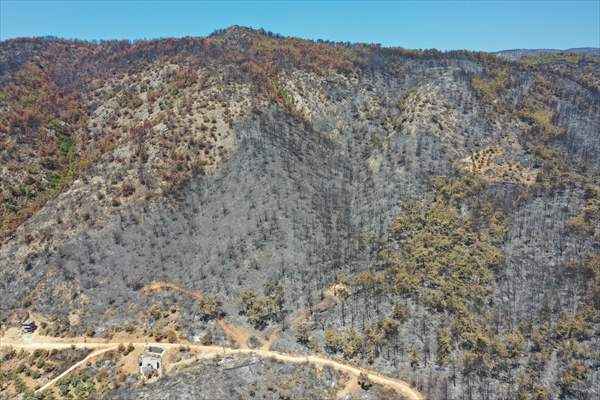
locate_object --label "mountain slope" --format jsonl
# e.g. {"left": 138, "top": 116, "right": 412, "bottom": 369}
{"left": 1, "top": 27, "right": 599, "bottom": 399}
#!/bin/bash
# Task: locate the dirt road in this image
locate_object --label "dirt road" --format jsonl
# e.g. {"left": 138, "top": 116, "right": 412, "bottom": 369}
{"left": 0, "top": 335, "right": 423, "bottom": 400}
{"left": 142, "top": 281, "right": 204, "bottom": 299}
{"left": 36, "top": 346, "right": 118, "bottom": 393}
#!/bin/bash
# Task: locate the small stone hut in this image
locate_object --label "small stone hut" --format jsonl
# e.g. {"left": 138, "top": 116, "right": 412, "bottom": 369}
{"left": 138, "top": 346, "right": 165, "bottom": 377}
{"left": 21, "top": 319, "right": 37, "bottom": 333}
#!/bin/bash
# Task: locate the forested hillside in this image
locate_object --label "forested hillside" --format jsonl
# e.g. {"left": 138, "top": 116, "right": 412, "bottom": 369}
{"left": 1, "top": 27, "right": 599, "bottom": 399}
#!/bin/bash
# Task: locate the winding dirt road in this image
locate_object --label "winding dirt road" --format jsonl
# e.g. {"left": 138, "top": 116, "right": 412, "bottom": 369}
{"left": 26, "top": 281, "right": 424, "bottom": 398}
{"left": 0, "top": 335, "right": 423, "bottom": 400}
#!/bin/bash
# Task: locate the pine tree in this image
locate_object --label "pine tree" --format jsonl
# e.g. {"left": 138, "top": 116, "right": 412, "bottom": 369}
{"left": 436, "top": 328, "right": 452, "bottom": 366}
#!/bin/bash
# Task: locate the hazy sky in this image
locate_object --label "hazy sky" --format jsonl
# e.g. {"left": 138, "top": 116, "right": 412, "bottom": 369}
{"left": 1, "top": 0, "right": 598, "bottom": 51}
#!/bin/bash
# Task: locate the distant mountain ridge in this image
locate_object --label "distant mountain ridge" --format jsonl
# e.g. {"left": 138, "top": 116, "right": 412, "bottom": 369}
{"left": 494, "top": 47, "right": 600, "bottom": 59}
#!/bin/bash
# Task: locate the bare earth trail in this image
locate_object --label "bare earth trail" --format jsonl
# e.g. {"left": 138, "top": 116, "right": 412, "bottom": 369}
{"left": 259, "top": 286, "right": 341, "bottom": 351}
{"left": 217, "top": 318, "right": 258, "bottom": 350}
{"left": 142, "top": 281, "right": 204, "bottom": 299}
{"left": 36, "top": 346, "right": 118, "bottom": 393}
{"left": 289, "top": 286, "right": 340, "bottom": 327}
{"left": 141, "top": 281, "right": 342, "bottom": 349}
{"left": 142, "top": 281, "right": 262, "bottom": 348}
{"left": 92, "top": 281, "right": 424, "bottom": 399}
{"left": 0, "top": 334, "right": 423, "bottom": 400}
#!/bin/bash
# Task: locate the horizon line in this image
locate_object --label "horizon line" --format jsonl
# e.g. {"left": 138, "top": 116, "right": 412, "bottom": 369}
{"left": 1, "top": 26, "right": 598, "bottom": 54}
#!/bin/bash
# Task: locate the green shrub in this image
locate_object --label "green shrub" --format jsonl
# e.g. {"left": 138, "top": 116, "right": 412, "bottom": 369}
{"left": 269, "top": 78, "right": 304, "bottom": 120}
{"left": 46, "top": 172, "right": 63, "bottom": 191}
{"left": 357, "top": 372, "right": 372, "bottom": 390}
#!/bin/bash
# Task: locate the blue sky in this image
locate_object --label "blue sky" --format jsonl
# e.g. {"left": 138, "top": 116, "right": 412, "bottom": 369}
{"left": 1, "top": 1, "right": 598, "bottom": 51}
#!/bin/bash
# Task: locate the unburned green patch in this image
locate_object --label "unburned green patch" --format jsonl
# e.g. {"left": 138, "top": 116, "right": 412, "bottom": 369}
{"left": 381, "top": 200, "right": 503, "bottom": 315}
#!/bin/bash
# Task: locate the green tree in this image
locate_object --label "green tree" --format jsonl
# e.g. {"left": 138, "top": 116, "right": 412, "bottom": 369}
{"left": 197, "top": 296, "right": 224, "bottom": 320}
{"left": 505, "top": 332, "right": 525, "bottom": 358}
{"left": 409, "top": 346, "right": 420, "bottom": 370}
{"left": 324, "top": 329, "right": 342, "bottom": 354}
{"left": 293, "top": 321, "right": 310, "bottom": 345}
{"left": 341, "top": 329, "right": 363, "bottom": 359}
{"left": 436, "top": 328, "right": 453, "bottom": 366}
